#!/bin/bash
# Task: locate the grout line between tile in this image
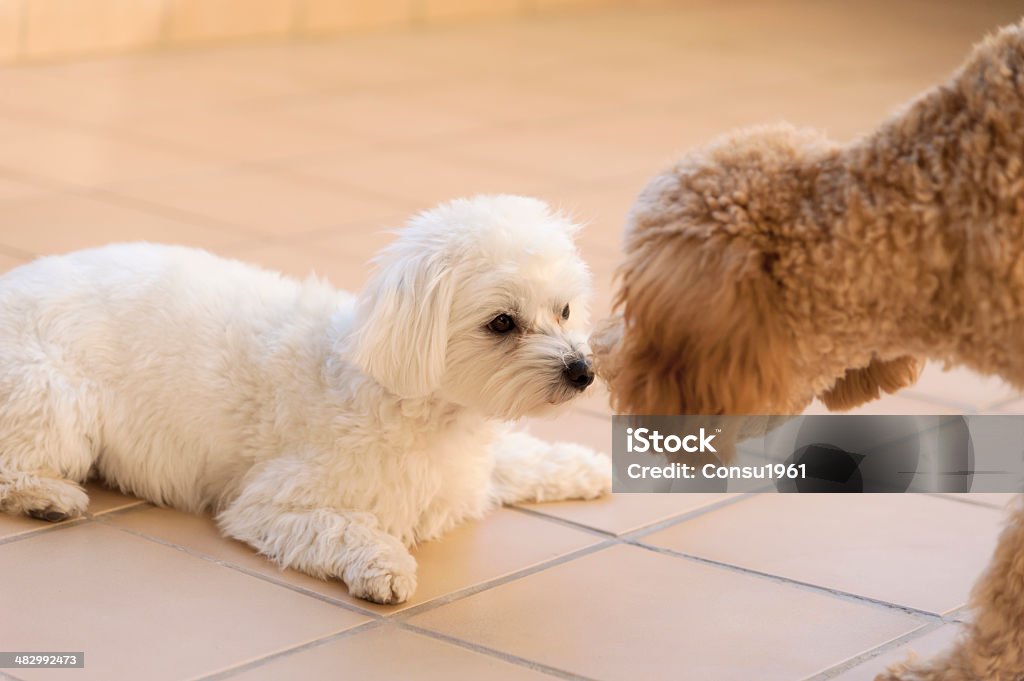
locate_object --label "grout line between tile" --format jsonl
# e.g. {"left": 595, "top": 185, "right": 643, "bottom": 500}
{"left": 193, "top": 620, "right": 386, "bottom": 681}
{"left": 399, "top": 623, "right": 600, "bottom": 681}
{"left": 84, "top": 181, "right": 408, "bottom": 256}
{"left": 944, "top": 604, "right": 972, "bottom": 623}
{"left": 0, "top": 515, "right": 92, "bottom": 546}
{"left": 630, "top": 541, "right": 948, "bottom": 623}
{"left": 247, "top": 163, "right": 428, "bottom": 213}
{"left": 383, "top": 495, "right": 761, "bottom": 621}
{"left": 95, "top": 517, "right": 385, "bottom": 620}
{"left": 0, "top": 165, "right": 68, "bottom": 196}
{"left": 802, "top": 620, "right": 955, "bottom": 680}
{"left": 85, "top": 186, "right": 268, "bottom": 242}
{"left": 0, "top": 243, "right": 34, "bottom": 261}
{"left": 259, "top": 148, "right": 601, "bottom": 213}
{"left": 213, "top": 212, "right": 404, "bottom": 257}
{"left": 898, "top": 390, "right": 980, "bottom": 413}
{"left": 504, "top": 505, "right": 619, "bottom": 539}
{"left": 509, "top": 491, "right": 755, "bottom": 541}
{"left": 0, "top": 106, "right": 234, "bottom": 167}
{"left": 926, "top": 492, "right": 1015, "bottom": 510}
{"left": 0, "top": 168, "right": 266, "bottom": 259}
{"left": 390, "top": 539, "right": 618, "bottom": 621}
{"left": 94, "top": 503, "right": 609, "bottom": 624}
{"left": 617, "top": 493, "right": 757, "bottom": 540}
{"left": 982, "top": 394, "right": 1023, "bottom": 411}
{"left": 102, "top": 519, "right": 615, "bottom": 679}
{"left": 84, "top": 501, "right": 149, "bottom": 520}
{"left": 87, "top": 501, "right": 156, "bottom": 519}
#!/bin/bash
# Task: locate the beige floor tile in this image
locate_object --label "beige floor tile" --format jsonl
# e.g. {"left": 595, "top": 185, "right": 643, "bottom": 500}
{"left": 938, "top": 493, "right": 1017, "bottom": 509}
{"left": 236, "top": 625, "right": 551, "bottom": 681}
{"left": 642, "top": 494, "right": 1005, "bottom": 614}
{"left": 107, "top": 168, "right": 402, "bottom": 237}
{"left": 679, "top": 73, "right": 944, "bottom": 144}
{"left": 166, "top": 0, "right": 293, "bottom": 44}
{"left": 0, "top": 251, "right": 26, "bottom": 273}
{"left": 422, "top": 0, "right": 521, "bottom": 22}
{"left": 300, "top": 0, "right": 414, "bottom": 34}
{"left": 993, "top": 397, "right": 1024, "bottom": 414}
{"left": 522, "top": 408, "right": 611, "bottom": 456}
{"left": 227, "top": 211, "right": 484, "bottom": 292}
{"left": 0, "top": 482, "right": 142, "bottom": 541}
{"left": 445, "top": 117, "right": 687, "bottom": 186}
{"left": 275, "top": 147, "right": 568, "bottom": 210}
{"left": 585, "top": 271, "right": 617, "bottom": 323}
{"left": 802, "top": 393, "right": 967, "bottom": 416}
{"left": 0, "top": 55, "right": 321, "bottom": 128}
{"left": 528, "top": 0, "right": 619, "bottom": 12}
{"left": 311, "top": 223, "right": 409, "bottom": 265}
{"left": 570, "top": 380, "right": 613, "bottom": 418}
{"left": 523, "top": 395, "right": 729, "bottom": 524}
{"left": 333, "top": 78, "right": 609, "bottom": 130}
{"left": 0, "top": 194, "right": 250, "bottom": 256}
{"left": 83, "top": 481, "right": 144, "bottom": 515}
{"left": 226, "top": 241, "right": 376, "bottom": 292}
{"left": 117, "top": 108, "right": 368, "bottom": 164}
{"left": 518, "top": 491, "right": 734, "bottom": 536}
{"left": 266, "top": 89, "right": 498, "bottom": 145}
{"left": 0, "top": 1, "right": 18, "bottom": 63}
{"left": 552, "top": 176, "right": 650, "bottom": 249}
{"left": 107, "top": 505, "right": 599, "bottom": 614}
{"left": 0, "top": 175, "right": 54, "bottom": 203}
{"left": 401, "top": 509, "right": 601, "bottom": 611}
{"left": 0, "top": 512, "right": 67, "bottom": 542}
{"left": 0, "top": 116, "right": 218, "bottom": 187}
{"left": 904, "top": 362, "right": 1021, "bottom": 411}
{"left": 133, "top": 37, "right": 459, "bottom": 93}
{"left": 0, "top": 523, "right": 366, "bottom": 680}
{"left": 0, "top": 67, "right": 214, "bottom": 129}
{"left": 21, "top": 0, "right": 164, "bottom": 59}
{"left": 409, "top": 543, "right": 922, "bottom": 681}
{"left": 830, "top": 624, "right": 964, "bottom": 681}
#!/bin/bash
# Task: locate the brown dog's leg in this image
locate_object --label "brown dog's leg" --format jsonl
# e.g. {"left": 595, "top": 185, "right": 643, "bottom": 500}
{"left": 878, "top": 504, "right": 1024, "bottom": 681}
{"left": 820, "top": 356, "right": 921, "bottom": 412}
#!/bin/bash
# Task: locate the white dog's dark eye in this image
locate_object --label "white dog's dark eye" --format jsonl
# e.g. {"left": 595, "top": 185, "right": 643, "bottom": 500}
{"left": 561, "top": 304, "right": 570, "bottom": 320}
{"left": 488, "top": 314, "right": 516, "bottom": 334}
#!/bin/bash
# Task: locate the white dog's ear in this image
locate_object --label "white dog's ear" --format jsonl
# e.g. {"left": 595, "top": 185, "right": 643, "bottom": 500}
{"left": 351, "top": 246, "right": 454, "bottom": 398}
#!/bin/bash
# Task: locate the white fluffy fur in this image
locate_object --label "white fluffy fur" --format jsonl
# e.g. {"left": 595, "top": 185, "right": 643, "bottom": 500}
{"left": 0, "top": 195, "right": 611, "bottom": 604}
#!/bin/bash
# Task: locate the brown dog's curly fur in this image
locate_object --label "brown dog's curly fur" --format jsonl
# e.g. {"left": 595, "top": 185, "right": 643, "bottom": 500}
{"left": 594, "top": 20, "right": 1024, "bottom": 681}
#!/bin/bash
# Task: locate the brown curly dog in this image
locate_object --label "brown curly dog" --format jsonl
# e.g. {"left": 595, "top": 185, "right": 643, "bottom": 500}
{"left": 594, "top": 20, "right": 1024, "bottom": 681}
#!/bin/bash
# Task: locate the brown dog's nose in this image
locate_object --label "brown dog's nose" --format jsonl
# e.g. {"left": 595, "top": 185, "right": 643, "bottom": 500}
{"left": 564, "top": 358, "right": 595, "bottom": 390}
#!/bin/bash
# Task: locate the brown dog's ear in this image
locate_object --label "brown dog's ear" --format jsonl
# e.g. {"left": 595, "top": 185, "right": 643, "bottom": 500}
{"left": 819, "top": 356, "right": 921, "bottom": 411}
{"left": 606, "top": 231, "right": 795, "bottom": 415}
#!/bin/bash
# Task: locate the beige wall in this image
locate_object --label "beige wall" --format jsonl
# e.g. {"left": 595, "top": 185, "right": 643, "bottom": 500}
{"left": 0, "top": 0, "right": 627, "bottom": 64}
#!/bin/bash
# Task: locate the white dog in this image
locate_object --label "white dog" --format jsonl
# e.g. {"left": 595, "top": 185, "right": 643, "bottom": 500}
{"left": 0, "top": 195, "right": 611, "bottom": 604}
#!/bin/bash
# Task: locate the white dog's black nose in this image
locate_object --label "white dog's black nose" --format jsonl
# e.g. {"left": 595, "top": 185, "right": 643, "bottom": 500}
{"left": 564, "top": 358, "right": 595, "bottom": 390}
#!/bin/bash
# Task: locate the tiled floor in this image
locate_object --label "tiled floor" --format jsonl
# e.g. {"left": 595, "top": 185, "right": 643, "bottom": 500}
{"left": 1, "top": 2, "right": 1023, "bottom": 679}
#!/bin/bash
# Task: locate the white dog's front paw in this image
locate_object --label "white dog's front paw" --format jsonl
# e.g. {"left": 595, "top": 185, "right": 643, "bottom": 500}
{"left": 573, "top": 450, "right": 613, "bottom": 500}
{"left": 543, "top": 444, "right": 612, "bottom": 501}
{"left": 344, "top": 544, "right": 418, "bottom": 605}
